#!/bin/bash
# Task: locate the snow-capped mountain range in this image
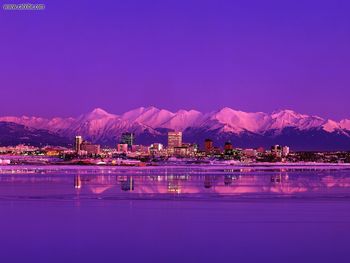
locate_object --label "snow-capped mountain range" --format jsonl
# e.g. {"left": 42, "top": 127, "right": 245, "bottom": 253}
{"left": 1, "top": 107, "right": 350, "bottom": 150}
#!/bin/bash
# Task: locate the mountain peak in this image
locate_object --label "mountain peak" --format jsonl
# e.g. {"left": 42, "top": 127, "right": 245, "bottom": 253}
{"left": 217, "top": 107, "right": 236, "bottom": 113}
{"left": 176, "top": 109, "right": 201, "bottom": 114}
{"left": 340, "top": 119, "right": 350, "bottom": 130}
{"left": 91, "top": 108, "right": 109, "bottom": 115}
{"left": 272, "top": 109, "right": 300, "bottom": 117}
{"left": 82, "top": 108, "right": 116, "bottom": 120}
{"left": 144, "top": 106, "right": 160, "bottom": 112}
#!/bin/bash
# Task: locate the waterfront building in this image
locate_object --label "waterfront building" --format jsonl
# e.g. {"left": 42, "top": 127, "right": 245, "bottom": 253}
{"left": 256, "top": 147, "right": 265, "bottom": 153}
{"left": 173, "top": 143, "right": 198, "bottom": 157}
{"left": 150, "top": 143, "right": 163, "bottom": 151}
{"left": 131, "top": 144, "right": 150, "bottom": 154}
{"left": 43, "top": 146, "right": 65, "bottom": 156}
{"left": 243, "top": 149, "right": 257, "bottom": 158}
{"left": 150, "top": 143, "right": 164, "bottom": 156}
{"left": 168, "top": 131, "right": 182, "bottom": 148}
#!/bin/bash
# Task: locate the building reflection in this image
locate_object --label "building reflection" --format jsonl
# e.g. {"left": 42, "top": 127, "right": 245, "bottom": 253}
{"left": 224, "top": 175, "right": 233, "bottom": 186}
{"left": 74, "top": 175, "right": 82, "bottom": 189}
{"left": 204, "top": 176, "right": 213, "bottom": 189}
{"left": 57, "top": 170, "right": 350, "bottom": 196}
{"left": 270, "top": 172, "right": 289, "bottom": 184}
{"left": 270, "top": 174, "right": 282, "bottom": 183}
{"left": 167, "top": 176, "right": 182, "bottom": 193}
{"left": 121, "top": 176, "right": 134, "bottom": 191}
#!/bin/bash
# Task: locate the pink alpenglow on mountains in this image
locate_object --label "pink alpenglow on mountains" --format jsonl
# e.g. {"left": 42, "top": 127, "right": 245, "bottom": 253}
{"left": 0, "top": 107, "right": 350, "bottom": 150}
{"left": 0, "top": 106, "right": 348, "bottom": 133}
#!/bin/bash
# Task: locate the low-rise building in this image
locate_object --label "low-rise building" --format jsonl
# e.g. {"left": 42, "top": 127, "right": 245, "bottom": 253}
{"left": 80, "top": 141, "right": 101, "bottom": 155}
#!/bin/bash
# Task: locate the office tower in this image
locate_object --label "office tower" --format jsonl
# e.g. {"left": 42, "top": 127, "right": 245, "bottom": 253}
{"left": 75, "top": 136, "right": 83, "bottom": 153}
{"left": 204, "top": 139, "right": 213, "bottom": 154}
{"left": 271, "top": 145, "right": 282, "bottom": 158}
{"left": 121, "top": 132, "right": 135, "bottom": 148}
{"left": 168, "top": 131, "right": 182, "bottom": 148}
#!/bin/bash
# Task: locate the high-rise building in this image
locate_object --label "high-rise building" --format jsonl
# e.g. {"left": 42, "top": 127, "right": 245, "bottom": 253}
{"left": 168, "top": 131, "right": 182, "bottom": 148}
{"left": 75, "top": 136, "right": 83, "bottom": 153}
{"left": 271, "top": 145, "right": 282, "bottom": 158}
{"left": 204, "top": 139, "right": 213, "bottom": 154}
{"left": 121, "top": 132, "right": 135, "bottom": 148}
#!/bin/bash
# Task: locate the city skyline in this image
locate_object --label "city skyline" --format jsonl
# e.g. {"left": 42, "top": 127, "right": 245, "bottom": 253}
{"left": 1, "top": 0, "right": 350, "bottom": 119}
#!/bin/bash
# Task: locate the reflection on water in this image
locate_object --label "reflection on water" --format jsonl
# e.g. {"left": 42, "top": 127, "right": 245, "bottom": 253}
{"left": 121, "top": 177, "right": 134, "bottom": 191}
{"left": 74, "top": 175, "right": 82, "bottom": 189}
{"left": 1, "top": 167, "right": 350, "bottom": 263}
{"left": 0, "top": 166, "right": 350, "bottom": 200}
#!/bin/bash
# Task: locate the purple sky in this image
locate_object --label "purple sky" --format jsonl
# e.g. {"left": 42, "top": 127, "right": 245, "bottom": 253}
{"left": 1, "top": 0, "right": 349, "bottom": 120}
